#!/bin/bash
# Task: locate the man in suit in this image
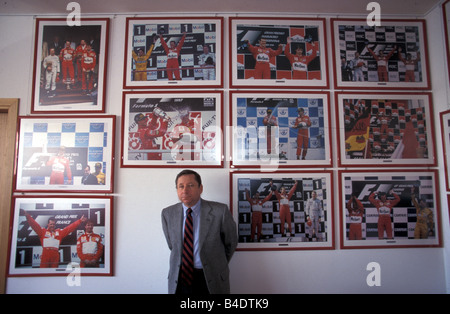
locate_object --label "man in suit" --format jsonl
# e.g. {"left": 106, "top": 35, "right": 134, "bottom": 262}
{"left": 161, "top": 169, "right": 238, "bottom": 294}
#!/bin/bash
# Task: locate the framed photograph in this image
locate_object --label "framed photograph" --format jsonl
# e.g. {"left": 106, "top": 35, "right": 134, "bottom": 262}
{"left": 229, "top": 17, "right": 328, "bottom": 89}
{"left": 123, "top": 17, "right": 223, "bottom": 88}
{"left": 230, "top": 171, "right": 334, "bottom": 251}
{"left": 339, "top": 169, "right": 441, "bottom": 249}
{"left": 336, "top": 92, "right": 436, "bottom": 167}
{"left": 121, "top": 91, "right": 223, "bottom": 168}
{"left": 331, "top": 18, "right": 430, "bottom": 90}
{"left": 8, "top": 195, "right": 113, "bottom": 277}
{"left": 230, "top": 91, "right": 331, "bottom": 169}
{"left": 440, "top": 110, "right": 450, "bottom": 191}
{"left": 31, "top": 18, "right": 110, "bottom": 113}
{"left": 14, "top": 115, "right": 116, "bottom": 193}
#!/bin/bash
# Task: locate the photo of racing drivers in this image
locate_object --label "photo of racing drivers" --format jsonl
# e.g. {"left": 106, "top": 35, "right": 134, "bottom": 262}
{"left": 14, "top": 116, "right": 115, "bottom": 193}
{"left": 122, "top": 92, "right": 223, "bottom": 167}
{"left": 340, "top": 170, "right": 441, "bottom": 249}
{"left": 336, "top": 93, "right": 436, "bottom": 167}
{"left": 32, "top": 19, "right": 109, "bottom": 113}
{"left": 8, "top": 196, "right": 113, "bottom": 276}
{"left": 333, "top": 19, "right": 430, "bottom": 89}
{"left": 124, "top": 17, "right": 223, "bottom": 88}
{"left": 230, "top": 91, "right": 331, "bottom": 168}
{"left": 231, "top": 171, "right": 334, "bottom": 250}
{"left": 230, "top": 17, "right": 328, "bottom": 88}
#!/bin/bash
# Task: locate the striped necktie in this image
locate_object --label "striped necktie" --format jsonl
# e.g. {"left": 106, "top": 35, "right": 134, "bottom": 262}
{"left": 180, "top": 208, "right": 194, "bottom": 285}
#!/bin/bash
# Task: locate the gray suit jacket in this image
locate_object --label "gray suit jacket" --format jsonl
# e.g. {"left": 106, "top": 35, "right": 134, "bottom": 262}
{"left": 161, "top": 199, "right": 238, "bottom": 294}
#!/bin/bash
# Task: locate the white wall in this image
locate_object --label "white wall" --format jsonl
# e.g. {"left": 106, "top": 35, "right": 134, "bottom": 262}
{"left": 1, "top": 5, "right": 449, "bottom": 294}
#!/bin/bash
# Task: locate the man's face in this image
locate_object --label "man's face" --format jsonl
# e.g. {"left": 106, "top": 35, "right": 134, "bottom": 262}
{"left": 176, "top": 174, "right": 203, "bottom": 208}
{"left": 85, "top": 222, "right": 94, "bottom": 233}
{"left": 47, "top": 220, "right": 56, "bottom": 232}
{"left": 137, "top": 118, "right": 147, "bottom": 127}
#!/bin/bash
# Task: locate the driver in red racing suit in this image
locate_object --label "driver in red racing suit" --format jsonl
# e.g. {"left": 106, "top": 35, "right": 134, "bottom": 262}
{"left": 346, "top": 194, "right": 365, "bottom": 240}
{"left": 284, "top": 37, "right": 318, "bottom": 80}
{"left": 369, "top": 190, "right": 400, "bottom": 239}
{"left": 245, "top": 189, "right": 273, "bottom": 242}
{"left": 134, "top": 110, "right": 169, "bottom": 160}
{"left": 245, "top": 38, "right": 283, "bottom": 79}
{"left": 76, "top": 220, "right": 104, "bottom": 268}
{"left": 46, "top": 146, "right": 72, "bottom": 185}
{"left": 273, "top": 181, "right": 298, "bottom": 237}
{"left": 22, "top": 210, "right": 86, "bottom": 268}
{"left": 81, "top": 45, "right": 97, "bottom": 93}
{"left": 159, "top": 32, "right": 186, "bottom": 80}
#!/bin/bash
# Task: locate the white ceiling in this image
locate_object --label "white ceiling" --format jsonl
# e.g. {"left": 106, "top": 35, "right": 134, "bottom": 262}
{"left": 0, "top": 0, "right": 442, "bottom": 16}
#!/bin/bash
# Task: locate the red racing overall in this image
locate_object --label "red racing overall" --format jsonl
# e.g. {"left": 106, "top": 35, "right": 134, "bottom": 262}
{"left": 26, "top": 214, "right": 83, "bottom": 268}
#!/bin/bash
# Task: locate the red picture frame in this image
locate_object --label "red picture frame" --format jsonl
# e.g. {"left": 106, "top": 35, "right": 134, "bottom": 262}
{"left": 229, "top": 17, "right": 329, "bottom": 89}
{"left": 339, "top": 169, "right": 441, "bottom": 249}
{"left": 123, "top": 17, "right": 223, "bottom": 89}
{"left": 230, "top": 170, "right": 335, "bottom": 251}
{"left": 14, "top": 115, "right": 116, "bottom": 193}
{"left": 229, "top": 91, "right": 332, "bottom": 169}
{"left": 121, "top": 91, "right": 224, "bottom": 168}
{"left": 335, "top": 92, "right": 436, "bottom": 168}
{"left": 8, "top": 195, "right": 113, "bottom": 277}
{"left": 331, "top": 18, "right": 431, "bottom": 90}
{"left": 31, "top": 18, "right": 110, "bottom": 114}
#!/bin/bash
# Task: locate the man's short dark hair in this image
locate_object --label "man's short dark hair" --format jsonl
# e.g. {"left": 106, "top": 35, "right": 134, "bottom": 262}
{"left": 176, "top": 169, "right": 202, "bottom": 187}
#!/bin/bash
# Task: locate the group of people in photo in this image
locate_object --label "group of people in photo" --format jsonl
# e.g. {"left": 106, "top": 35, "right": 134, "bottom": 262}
{"left": 41, "top": 36, "right": 98, "bottom": 98}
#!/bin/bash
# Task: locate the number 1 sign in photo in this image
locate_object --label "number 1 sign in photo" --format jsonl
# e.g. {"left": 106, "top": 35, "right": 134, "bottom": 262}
{"left": 230, "top": 171, "right": 334, "bottom": 251}
{"left": 8, "top": 196, "right": 113, "bottom": 277}
{"left": 123, "top": 17, "right": 223, "bottom": 89}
